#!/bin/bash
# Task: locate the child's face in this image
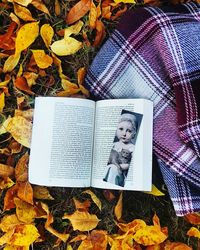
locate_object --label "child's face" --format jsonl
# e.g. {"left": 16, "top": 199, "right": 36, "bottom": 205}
{"left": 116, "top": 120, "right": 135, "bottom": 143}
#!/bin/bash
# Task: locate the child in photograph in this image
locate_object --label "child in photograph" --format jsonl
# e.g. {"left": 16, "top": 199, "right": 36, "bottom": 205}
{"left": 103, "top": 112, "right": 138, "bottom": 187}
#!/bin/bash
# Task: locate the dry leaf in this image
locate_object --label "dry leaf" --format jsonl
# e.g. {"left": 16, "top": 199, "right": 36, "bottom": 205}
{"left": 184, "top": 213, "right": 200, "bottom": 225}
{"left": 89, "top": 1, "right": 98, "bottom": 29}
{"left": 0, "top": 228, "right": 16, "bottom": 246}
{"left": 3, "top": 245, "right": 29, "bottom": 250}
{"left": 55, "top": 0, "right": 61, "bottom": 16}
{"left": 114, "top": 191, "right": 123, "bottom": 221}
{"left": 31, "top": 0, "right": 50, "bottom": 15}
{"left": 163, "top": 241, "right": 192, "bottom": 250}
{"left": 8, "top": 0, "right": 33, "bottom": 7}
{"left": 63, "top": 210, "right": 100, "bottom": 231}
{"left": 117, "top": 219, "right": 147, "bottom": 233}
{"left": 23, "top": 71, "right": 38, "bottom": 87}
{"left": 103, "top": 190, "right": 116, "bottom": 201}
{"left": 111, "top": 5, "right": 128, "bottom": 21}
{"left": 15, "top": 152, "right": 29, "bottom": 182}
{"left": 3, "top": 54, "right": 20, "bottom": 73}
{"left": 17, "top": 181, "right": 33, "bottom": 205}
{"left": 0, "top": 163, "right": 14, "bottom": 178}
{"left": 144, "top": 185, "right": 165, "bottom": 196}
{"left": 0, "top": 21, "right": 17, "bottom": 51}
{"left": 73, "top": 198, "right": 91, "bottom": 211}
{"left": 10, "top": 12, "right": 21, "bottom": 28}
{"left": 0, "top": 92, "right": 5, "bottom": 112}
{"left": 14, "top": 109, "right": 33, "bottom": 121}
{"left": 102, "top": 6, "right": 112, "bottom": 19}
{"left": 187, "top": 226, "right": 200, "bottom": 238}
{"left": 0, "top": 214, "right": 22, "bottom": 232}
{"left": 83, "top": 190, "right": 102, "bottom": 210}
{"left": 66, "top": 0, "right": 91, "bottom": 24}
{"left": 14, "top": 3, "right": 35, "bottom": 21}
{"left": 93, "top": 19, "right": 106, "bottom": 47}
{"left": 8, "top": 224, "right": 40, "bottom": 246}
{"left": 70, "top": 234, "right": 87, "bottom": 243}
{"left": 14, "top": 197, "right": 36, "bottom": 223}
{"left": 133, "top": 225, "right": 167, "bottom": 246}
{"left": 31, "top": 50, "right": 53, "bottom": 69}
{"left": 40, "top": 23, "right": 54, "bottom": 48}
{"left": 0, "top": 177, "right": 15, "bottom": 189}
{"left": 114, "top": 0, "right": 135, "bottom": 3}
{"left": 6, "top": 115, "right": 32, "bottom": 147}
{"left": 51, "top": 21, "right": 83, "bottom": 56}
{"left": 33, "top": 186, "right": 54, "bottom": 200}
{"left": 4, "top": 184, "right": 19, "bottom": 211}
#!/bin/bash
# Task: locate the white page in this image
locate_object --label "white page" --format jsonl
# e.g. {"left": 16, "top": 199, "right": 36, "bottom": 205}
{"left": 29, "top": 97, "right": 95, "bottom": 187}
{"left": 91, "top": 99, "right": 153, "bottom": 191}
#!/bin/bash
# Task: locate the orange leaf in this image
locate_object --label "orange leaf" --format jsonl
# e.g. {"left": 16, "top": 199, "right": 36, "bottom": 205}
{"left": 89, "top": 1, "right": 98, "bottom": 29}
{"left": 23, "top": 71, "right": 38, "bottom": 87}
{"left": 66, "top": 0, "right": 91, "bottom": 24}
{"left": 10, "top": 0, "right": 33, "bottom": 7}
{"left": 17, "top": 181, "right": 33, "bottom": 205}
{"left": 153, "top": 213, "right": 161, "bottom": 229}
{"left": 187, "top": 226, "right": 200, "bottom": 238}
{"left": 184, "top": 213, "right": 200, "bottom": 225}
{"left": 15, "top": 152, "right": 29, "bottom": 182}
{"left": 163, "top": 240, "right": 192, "bottom": 250}
{"left": 31, "top": 0, "right": 50, "bottom": 15}
{"left": 0, "top": 163, "right": 14, "bottom": 178}
{"left": 70, "top": 234, "right": 87, "bottom": 242}
{"left": 82, "top": 189, "right": 102, "bottom": 210}
{"left": 40, "top": 23, "right": 54, "bottom": 48}
{"left": 14, "top": 76, "right": 35, "bottom": 95}
{"left": 55, "top": 0, "right": 61, "bottom": 16}
{"left": 0, "top": 177, "right": 15, "bottom": 190}
{"left": 14, "top": 3, "right": 35, "bottom": 21}
{"left": 111, "top": 5, "right": 128, "bottom": 21}
{"left": 73, "top": 198, "right": 91, "bottom": 211}
{"left": 0, "top": 214, "right": 22, "bottom": 232}
{"left": 4, "top": 184, "right": 19, "bottom": 211}
{"left": 117, "top": 219, "right": 146, "bottom": 233}
{"left": 0, "top": 21, "right": 17, "bottom": 50}
{"left": 31, "top": 50, "right": 53, "bottom": 69}
{"left": 102, "top": 6, "right": 112, "bottom": 20}
{"left": 93, "top": 19, "right": 106, "bottom": 47}
{"left": 63, "top": 210, "right": 100, "bottom": 231}
{"left": 114, "top": 191, "right": 123, "bottom": 221}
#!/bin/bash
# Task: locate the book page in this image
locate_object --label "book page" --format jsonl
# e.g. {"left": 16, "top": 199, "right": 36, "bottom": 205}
{"left": 29, "top": 97, "right": 95, "bottom": 187}
{"left": 91, "top": 99, "right": 153, "bottom": 191}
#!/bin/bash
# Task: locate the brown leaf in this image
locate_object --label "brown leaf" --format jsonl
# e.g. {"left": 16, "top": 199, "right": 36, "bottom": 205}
{"left": 0, "top": 177, "right": 15, "bottom": 190}
{"left": 66, "top": 0, "right": 91, "bottom": 24}
{"left": 14, "top": 76, "right": 35, "bottom": 95}
{"left": 103, "top": 190, "right": 116, "bottom": 201}
{"left": 73, "top": 198, "right": 91, "bottom": 211}
{"left": 15, "top": 152, "right": 29, "bottom": 182}
{"left": 14, "top": 109, "right": 33, "bottom": 121}
{"left": 17, "top": 181, "right": 33, "bottom": 205}
{"left": 0, "top": 163, "right": 14, "bottom": 178}
{"left": 14, "top": 3, "right": 35, "bottom": 21}
{"left": 55, "top": 0, "right": 61, "bottom": 16}
{"left": 63, "top": 210, "right": 100, "bottom": 231}
{"left": 82, "top": 189, "right": 102, "bottom": 210}
{"left": 33, "top": 186, "right": 54, "bottom": 200}
{"left": 4, "top": 184, "right": 19, "bottom": 211}
{"left": 184, "top": 213, "right": 200, "bottom": 225}
{"left": 163, "top": 240, "right": 192, "bottom": 250}
{"left": 93, "top": 19, "right": 106, "bottom": 47}
{"left": 31, "top": 0, "right": 50, "bottom": 15}
{"left": 0, "top": 21, "right": 17, "bottom": 50}
{"left": 8, "top": 140, "right": 22, "bottom": 154}
{"left": 114, "top": 191, "right": 123, "bottom": 221}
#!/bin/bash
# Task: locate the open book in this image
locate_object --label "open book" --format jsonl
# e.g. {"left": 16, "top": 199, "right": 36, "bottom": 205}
{"left": 29, "top": 97, "right": 153, "bottom": 191}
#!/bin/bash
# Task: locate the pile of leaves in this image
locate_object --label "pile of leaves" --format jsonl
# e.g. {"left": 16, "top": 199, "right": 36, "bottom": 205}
{"left": 0, "top": 0, "right": 200, "bottom": 249}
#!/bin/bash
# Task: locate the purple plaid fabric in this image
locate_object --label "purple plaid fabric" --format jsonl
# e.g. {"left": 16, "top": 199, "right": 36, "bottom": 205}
{"left": 85, "top": 2, "right": 200, "bottom": 216}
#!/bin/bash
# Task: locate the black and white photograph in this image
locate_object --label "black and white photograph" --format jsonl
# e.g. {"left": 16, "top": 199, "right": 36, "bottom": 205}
{"left": 103, "top": 109, "right": 142, "bottom": 187}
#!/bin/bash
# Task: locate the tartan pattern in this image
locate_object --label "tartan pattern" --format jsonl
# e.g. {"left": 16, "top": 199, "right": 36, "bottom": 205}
{"left": 85, "top": 2, "right": 200, "bottom": 216}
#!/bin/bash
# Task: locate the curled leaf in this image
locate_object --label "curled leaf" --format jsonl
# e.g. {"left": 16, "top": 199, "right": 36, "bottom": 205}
{"left": 31, "top": 50, "right": 53, "bottom": 69}
{"left": 4, "top": 184, "right": 19, "bottom": 211}
{"left": 89, "top": 1, "right": 98, "bottom": 29}
{"left": 31, "top": 0, "right": 50, "bottom": 15}
{"left": 187, "top": 226, "right": 200, "bottom": 238}
{"left": 14, "top": 3, "right": 35, "bottom": 21}
{"left": 83, "top": 189, "right": 102, "bottom": 210}
{"left": 163, "top": 241, "right": 192, "bottom": 250}
{"left": 40, "top": 23, "right": 54, "bottom": 48}
{"left": 63, "top": 211, "right": 100, "bottom": 231}
{"left": 93, "top": 19, "right": 106, "bottom": 47}
{"left": 114, "top": 191, "right": 123, "bottom": 221}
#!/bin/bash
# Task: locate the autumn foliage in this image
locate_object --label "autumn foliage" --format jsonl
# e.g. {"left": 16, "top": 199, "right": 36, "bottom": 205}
{"left": 0, "top": 0, "right": 199, "bottom": 249}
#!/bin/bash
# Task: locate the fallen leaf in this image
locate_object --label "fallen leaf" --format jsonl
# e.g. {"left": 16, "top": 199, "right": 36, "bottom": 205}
{"left": 3, "top": 54, "right": 20, "bottom": 73}
{"left": 89, "top": 1, "right": 98, "bottom": 29}
{"left": 17, "top": 181, "right": 33, "bottom": 205}
{"left": 31, "top": 0, "right": 50, "bottom": 15}
{"left": 117, "top": 219, "right": 146, "bottom": 233}
{"left": 33, "top": 186, "right": 54, "bottom": 200}
{"left": 0, "top": 92, "right": 5, "bottom": 112}
{"left": 0, "top": 21, "right": 17, "bottom": 50}
{"left": 111, "top": 5, "right": 128, "bottom": 21}
{"left": 10, "top": 12, "right": 21, "bottom": 28}
{"left": 51, "top": 21, "right": 83, "bottom": 56}
{"left": 73, "top": 198, "right": 91, "bottom": 211}
{"left": 15, "top": 152, "right": 29, "bottom": 182}
{"left": 15, "top": 21, "right": 39, "bottom": 55}
{"left": 0, "top": 177, "right": 15, "bottom": 189}
{"left": 8, "top": 224, "right": 40, "bottom": 246}
{"left": 31, "top": 50, "right": 53, "bottom": 69}
{"left": 114, "top": 0, "right": 135, "bottom": 3}
{"left": 8, "top": 0, "right": 33, "bottom": 7}
{"left": 93, "top": 19, "right": 106, "bottom": 47}
{"left": 14, "top": 109, "right": 33, "bottom": 121}
{"left": 40, "top": 23, "right": 54, "bottom": 48}
{"left": 23, "top": 71, "right": 38, "bottom": 87}
{"left": 144, "top": 184, "right": 165, "bottom": 196}
{"left": 103, "top": 190, "right": 116, "bottom": 201}
{"left": 163, "top": 241, "right": 192, "bottom": 250}
{"left": 70, "top": 234, "right": 87, "bottom": 243}
{"left": 14, "top": 197, "right": 36, "bottom": 223}
{"left": 133, "top": 225, "right": 167, "bottom": 246}
{"left": 187, "top": 226, "right": 200, "bottom": 238}
{"left": 184, "top": 213, "right": 200, "bottom": 225}
{"left": 102, "top": 6, "right": 112, "bottom": 19}
{"left": 0, "top": 214, "right": 22, "bottom": 232}
{"left": 82, "top": 189, "right": 102, "bottom": 210}
{"left": 114, "top": 191, "right": 123, "bottom": 221}
{"left": 63, "top": 210, "right": 100, "bottom": 231}
{"left": 4, "top": 184, "right": 19, "bottom": 211}
{"left": 153, "top": 213, "right": 161, "bottom": 229}
{"left": 3, "top": 245, "right": 29, "bottom": 250}
{"left": 0, "top": 163, "right": 14, "bottom": 178}
{"left": 66, "top": 0, "right": 91, "bottom": 24}
{"left": 14, "top": 3, "right": 35, "bottom": 21}
{"left": 55, "top": 0, "right": 61, "bottom": 16}
{"left": 6, "top": 115, "right": 32, "bottom": 147}
{"left": 0, "top": 228, "right": 15, "bottom": 246}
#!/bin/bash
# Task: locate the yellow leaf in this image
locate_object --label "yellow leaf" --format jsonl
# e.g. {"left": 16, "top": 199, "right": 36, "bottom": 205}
{"left": 83, "top": 190, "right": 102, "bottom": 210}
{"left": 3, "top": 54, "right": 20, "bottom": 73}
{"left": 0, "top": 214, "right": 22, "bottom": 232}
{"left": 114, "top": 0, "right": 135, "bottom": 3}
{"left": 89, "top": 1, "right": 97, "bottom": 29}
{"left": 15, "top": 152, "right": 29, "bottom": 182}
{"left": 23, "top": 71, "right": 38, "bottom": 87}
{"left": 14, "top": 198, "right": 36, "bottom": 223}
{"left": 0, "top": 177, "right": 15, "bottom": 190}
{"left": 40, "top": 24, "right": 54, "bottom": 48}
{"left": 133, "top": 225, "right": 167, "bottom": 246}
{"left": 144, "top": 184, "right": 165, "bottom": 196}
{"left": 8, "top": 224, "right": 40, "bottom": 246}
{"left": 63, "top": 211, "right": 100, "bottom": 231}
{"left": 8, "top": 0, "right": 33, "bottom": 7}
{"left": 14, "top": 109, "right": 33, "bottom": 121}
{"left": 6, "top": 116, "right": 32, "bottom": 148}
{"left": 31, "top": 50, "right": 53, "bottom": 69}
{"left": 31, "top": 0, "right": 50, "bottom": 16}
{"left": 33, "top": 186, "right": 54, "bottom": 200}
{"left": 0, "top": 75, "right": 11, "bottom": 88}
{"left": 15, "top": 22, "right": 39, "bottom": 55}
{"left": 51, "top": 21, "right": 83, "bottom": 56}
{"left": 17, "top": 182, "right": 33, "bottom": 205}
{"left": 187, "top": 226, "right": 200, "bottom": 238}
{"left": 114, "top": 191, "right": 123, "bottom": 221}
{"left": 14, "top": 3, "right": 35, "bottom": 22}
{"left": 17, "top": 64, "right": 23, "bottom": 77}
{"left": 4, "top": 245, "right": 29, "bottom": 250}
{"left": 0, "top": 164, "right": 14, "bottom": 178}
{"left": 0, "top": 228, "right": 15, "bottom": 245}
{"left": 0, "top": 92, "right": 5, "bottom": 113}
{"left": 10, "top": 12, "right": 21, "bottom": 28}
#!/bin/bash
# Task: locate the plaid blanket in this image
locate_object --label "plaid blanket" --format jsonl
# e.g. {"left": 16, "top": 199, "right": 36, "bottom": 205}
{"left": 85, "top": 2, "right": 200, "bottom": 216}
